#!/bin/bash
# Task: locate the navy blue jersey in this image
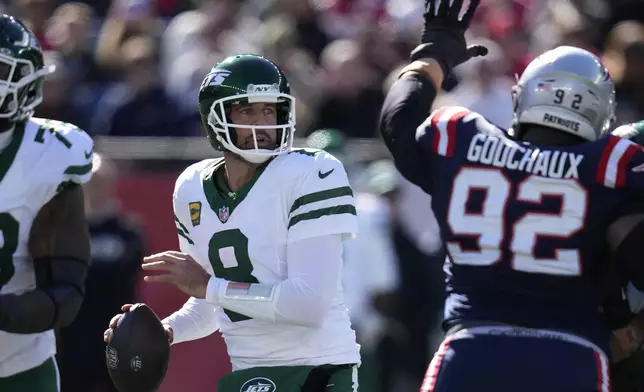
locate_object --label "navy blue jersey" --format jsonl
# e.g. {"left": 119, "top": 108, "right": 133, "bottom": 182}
{"left": 413, "top": 106, "right": 644, "bottom": 351}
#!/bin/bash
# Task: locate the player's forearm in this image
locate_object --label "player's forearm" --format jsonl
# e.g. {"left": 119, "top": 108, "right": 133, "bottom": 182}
{"left": 163, "top": 297, "right": 219, "bottom": 345}
{"left": 0, "top": 290, "right": 57, "bottom": 333}
{"left": 207, "top": 279, "right": 329, "bottom": 327}
{"left": 379, "top": 69, "right": 439, "bottom": 152}
{"left": 399, "top": 58, "right": 445, "bottom": 88}
{"left": 206, "top": 235, "right": 343, "bottom": 327}
{"left": 612, "top": 311, "right": 644, "bottom": 362}
{"left": 0, "top": 257, "right": 86, "bottom": 333}
{"left": 378, "top": 67, "right": 439, "bottom": 189}
{"left": 609, "top": 214, "right": 644, "bottom": 290}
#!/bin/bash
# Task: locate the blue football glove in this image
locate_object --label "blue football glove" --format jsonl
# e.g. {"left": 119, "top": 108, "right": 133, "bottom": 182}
{"left": 410, "top": 0, "right": 488, "bottom": 78}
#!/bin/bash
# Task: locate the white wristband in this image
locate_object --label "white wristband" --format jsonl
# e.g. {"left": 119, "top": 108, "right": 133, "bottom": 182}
{"left": 205, "top": 276, "right": 223, "bottom": 305}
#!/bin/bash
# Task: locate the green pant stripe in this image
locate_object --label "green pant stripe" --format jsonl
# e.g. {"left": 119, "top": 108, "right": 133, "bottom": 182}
{"left": 352, "top": 365, "right": 358, "bottom": 392}
{"left": 54, "top": 357, "right": 61, "bottom": 392}
{"left": 0, "top": 357, "right": 60, "bottom": 392}
{"left": 288, "top": 204, "right": 357, "bottom": 228}
{"left": 327, "top": 364, "right": 359, "bottom": 391}
{"left": 290, "top": 186, "right": 354, "bottom": 214}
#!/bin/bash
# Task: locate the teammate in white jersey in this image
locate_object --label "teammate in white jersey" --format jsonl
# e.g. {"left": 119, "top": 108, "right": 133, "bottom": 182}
{"left": 105, "top": 54, "right": 361, "bottom": 391}
{"left": 0, "top": 14, "right": 94, "bottom": 392}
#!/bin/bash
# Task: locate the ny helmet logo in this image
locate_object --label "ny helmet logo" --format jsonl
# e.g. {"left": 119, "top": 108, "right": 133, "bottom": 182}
{"left": 247, "top": 83, "right": 279, "bottom": 94}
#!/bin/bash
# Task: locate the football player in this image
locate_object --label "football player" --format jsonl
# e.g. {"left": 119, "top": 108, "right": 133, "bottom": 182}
{"left": 379, "top": 0, "right": 644, "bottom": 391}
{"left": 105, "top": 54, "right": 361, "bottom": 391}
{"left": 605, "top": 120, "right": 644, "bottom": 392}
{"left": 0, "top": 14, "right": 94, "bottom": 392}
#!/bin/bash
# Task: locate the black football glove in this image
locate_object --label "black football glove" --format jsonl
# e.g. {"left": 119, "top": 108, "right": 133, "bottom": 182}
{"left": 410, "top": 0, "right": 488, "bottom": 78}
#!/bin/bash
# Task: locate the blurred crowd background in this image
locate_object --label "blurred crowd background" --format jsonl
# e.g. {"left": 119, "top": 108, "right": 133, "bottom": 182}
{"left": 1, "top": 0, "right": 643, "bottom": 390}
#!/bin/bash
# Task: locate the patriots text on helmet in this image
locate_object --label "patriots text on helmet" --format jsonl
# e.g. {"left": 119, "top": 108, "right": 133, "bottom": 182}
{"left": 542, "top": 113, "right": 580, "bottom": 133}
{"left": 466, "top": 133, "right": 583, "bottom": 179}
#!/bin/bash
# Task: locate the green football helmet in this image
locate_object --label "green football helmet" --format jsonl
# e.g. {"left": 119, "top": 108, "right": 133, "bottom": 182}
{"left": 198, "top": 54, "right": 296, "bottom": 164}
{"left": 0, "top": 14, "right": 54, "bottom": 125}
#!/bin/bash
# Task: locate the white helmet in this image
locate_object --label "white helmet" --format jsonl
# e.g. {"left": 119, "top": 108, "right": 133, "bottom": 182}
{"left": 512, "top": 46, "right": 616, "bottom": 141}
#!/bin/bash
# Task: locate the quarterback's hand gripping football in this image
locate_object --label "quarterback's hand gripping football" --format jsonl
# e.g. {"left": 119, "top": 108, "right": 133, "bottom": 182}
{"left": 141, "top": 251, "right": 211, "bottom": 299}
{"left": 103, "top": 304, "right": 174, "bottom": 343}
{"left": 410, "top": 0, "right": 488, "bottom": 77}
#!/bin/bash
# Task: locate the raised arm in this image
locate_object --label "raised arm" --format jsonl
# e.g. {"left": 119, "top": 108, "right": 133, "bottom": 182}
{"left": 379, "top": 0, "right": 486, "bottom": 191}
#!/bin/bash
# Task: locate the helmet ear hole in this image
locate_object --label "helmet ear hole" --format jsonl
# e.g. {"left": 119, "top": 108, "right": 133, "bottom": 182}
{"left": 277, "top": 102, "right": 290, "bottom": 125}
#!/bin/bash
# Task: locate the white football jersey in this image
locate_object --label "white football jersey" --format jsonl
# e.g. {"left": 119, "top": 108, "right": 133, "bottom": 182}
{"left": 0, "top": 118, "right": 94, "bottom": 377}
{"left": 173, "top": 149, "right": 360, "bottom": 370}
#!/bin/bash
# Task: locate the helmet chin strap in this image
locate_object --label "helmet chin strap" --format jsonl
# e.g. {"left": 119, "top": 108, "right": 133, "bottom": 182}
{"left": 233, "top": 142, "right": 287, "bottom": 164}
{"left": 216, "top": 132, "right": 272, "bottom": 165}
{"left": 215, "top": 123, "right": 281, "bottom": 165}
{"left": 0, "top": 118, "right": 13, "bottom": 133}
{"left": 0, "top": 121, "right": 13, "bottom": 150}
{"left": 227, "top": 148, "right": 273, "bottom": 165}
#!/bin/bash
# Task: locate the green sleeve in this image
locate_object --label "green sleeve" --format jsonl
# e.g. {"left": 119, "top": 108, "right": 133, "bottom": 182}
{"left": 613, "top": 120, "right": 644, "bottom": 146}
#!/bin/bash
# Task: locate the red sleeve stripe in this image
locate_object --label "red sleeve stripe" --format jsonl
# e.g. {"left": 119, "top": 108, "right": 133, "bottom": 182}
{"left": 616, "top": 143, "right": 639, "bottom": 187}
{"left": 420, "top": 335, "right": 453, "bottom": 392}
{"left": 596, "top": 136, "right": 619, "bottom": 185}
{"left": 430, "top": 107, "right": 470, "bottom": 157}
{"left": 429, "top": 107, "right": 449, "bottom": 154}
{"left": 596, "top": 136, "right": 639, "bottom": 188}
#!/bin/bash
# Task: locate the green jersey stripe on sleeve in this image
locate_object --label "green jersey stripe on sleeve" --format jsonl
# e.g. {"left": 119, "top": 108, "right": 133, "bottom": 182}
{"left": 177, "top": 228, "right": 194, "bottom": 245}
{"left": 289, "top": 186, "right": 354, "bottom": 214}
{"left": 64, "top": 162, "right": 92, "bottom": 175}
{"left": 288, "top": 204, "right": 357, "bottom": 229}
{"left": 174, "top": 214, "right": 191, "bottom": 234}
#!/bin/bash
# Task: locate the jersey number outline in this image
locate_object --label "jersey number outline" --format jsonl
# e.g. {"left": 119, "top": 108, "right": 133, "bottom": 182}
{"left": 208, "top": 229, "right": 259, "bottom": 322}
{"left": 0, "top": 213, "right": 19, "bottom": 287}
{"left": 446, "top": 167, "right": 587, "bottom": 276}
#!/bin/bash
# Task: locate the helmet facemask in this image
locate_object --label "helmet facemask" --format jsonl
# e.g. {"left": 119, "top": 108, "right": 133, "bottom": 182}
{"left": 0, "top": 52, "right": 54, "bottom": 122}
{"left": 207, "top": 88, "right": 296, "bottom": 164}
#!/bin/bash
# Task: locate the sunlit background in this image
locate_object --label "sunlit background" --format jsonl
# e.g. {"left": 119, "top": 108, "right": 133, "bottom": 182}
{"left": 2, "top": 0, "right": 643, "bottom": 391}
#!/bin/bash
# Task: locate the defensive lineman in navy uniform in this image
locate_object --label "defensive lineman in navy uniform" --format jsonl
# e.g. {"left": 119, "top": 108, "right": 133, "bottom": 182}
{"left": 604, "top": 120, "right": 644, "bottom": 392}
{"left": 379, "top": 1, "right": 644, "bottom": 391}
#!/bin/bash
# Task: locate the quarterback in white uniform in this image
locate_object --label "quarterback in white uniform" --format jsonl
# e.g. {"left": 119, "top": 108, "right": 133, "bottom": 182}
{"left": 106, "top": 54, "right": 361, "bottom": 391}
{"left": 0, "top": 14, "right": 94, "bottom": 392}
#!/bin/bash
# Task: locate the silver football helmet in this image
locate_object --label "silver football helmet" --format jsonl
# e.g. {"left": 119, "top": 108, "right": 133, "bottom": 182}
{"left": 512, "top": 46, "right": 616, "bottom": 141}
